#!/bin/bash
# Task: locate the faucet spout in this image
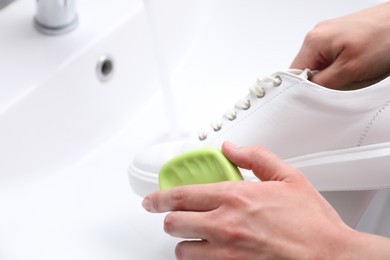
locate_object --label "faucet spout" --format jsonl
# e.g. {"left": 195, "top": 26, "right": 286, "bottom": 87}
{"left": 34, "top": 0, "right": 78, "bottom": 35}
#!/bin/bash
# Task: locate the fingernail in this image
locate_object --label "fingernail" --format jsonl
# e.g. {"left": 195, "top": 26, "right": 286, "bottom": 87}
{"left": 142, "top": 197, "right": 151, "bottom": 211}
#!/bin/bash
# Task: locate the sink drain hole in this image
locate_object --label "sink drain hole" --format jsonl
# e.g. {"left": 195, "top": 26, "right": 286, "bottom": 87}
{"left": 96, "top": 55, "right": 114, "bottom": 82}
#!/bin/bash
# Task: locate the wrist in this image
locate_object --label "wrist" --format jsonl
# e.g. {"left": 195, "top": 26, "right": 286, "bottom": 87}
{"left": 338, "top": 228, "right": 390, "bottom": 259}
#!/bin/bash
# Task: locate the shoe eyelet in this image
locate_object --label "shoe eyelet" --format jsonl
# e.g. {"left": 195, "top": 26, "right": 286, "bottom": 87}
{"left": 257, "top": 91, "right": 265, "bottom": 98}
{"left": 198, "top": 132, "right": 207, "bottom": 141}
{"left": 273, "top": 76, "right": 282, "bottom": 87}
{"left": 213, "top": 125, "right": 222, "bottom": 132}
{"left": 199, "top": 136, "right": 207, "bottom": 141}
{"left": 228, "top": 112, "right": 237, "bottom": 121}
{"left": 243, "top": 100, "right": 251, "bottom": 110}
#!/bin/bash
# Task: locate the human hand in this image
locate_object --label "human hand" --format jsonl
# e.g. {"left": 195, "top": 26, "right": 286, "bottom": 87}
{"left": 291, "top": 2, "right": 390, "bottom": 90}
{"left": 142, "top": 142, "right": 360, "bottom": 259}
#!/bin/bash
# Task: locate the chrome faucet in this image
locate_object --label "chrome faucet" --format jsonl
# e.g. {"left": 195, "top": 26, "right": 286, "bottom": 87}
{"left": 0, "top": 0, "right": 16, "bottom": 9}
{"left": 34, "top": 0, "right": 78, "bottom": 35}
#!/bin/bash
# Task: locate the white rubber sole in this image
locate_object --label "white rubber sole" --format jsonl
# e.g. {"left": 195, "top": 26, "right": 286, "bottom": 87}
{"left": 128, "top": 142, "right": 390, "bottom": 196}
{"left": 286, "top": 142, "right": 390, "bottom": 191}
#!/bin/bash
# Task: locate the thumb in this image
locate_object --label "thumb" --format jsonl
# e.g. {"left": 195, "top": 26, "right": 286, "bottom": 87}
{"left": 222, "top": 142, "right": 301, "bottom": 182}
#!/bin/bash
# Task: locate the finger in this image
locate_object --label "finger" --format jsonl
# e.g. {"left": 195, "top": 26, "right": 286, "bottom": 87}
{"left": 289, "top": 32, "right": 334, "bottom": 72}
{"left": 222, "top": 142, "right": 300, "bottom": 183}
{"left": 309, "top": 57, "right": 350, "bottom": 89}
{"left": 290, "top": 47, "right": 347, "bottom": 89}
{"left": 142, "top": 184, "right": 223, "bottom": 213}
{"left": 290, "top": 45, "right": 325, "bottom": 71}
{"left": 293, "top": 42, "right": 360, "bottom": 90}
{"left": 164, "top": 211, "right": 211, "bottom": 239}
{"left": 175, "top": 240, "right": 215, "bottom": 260}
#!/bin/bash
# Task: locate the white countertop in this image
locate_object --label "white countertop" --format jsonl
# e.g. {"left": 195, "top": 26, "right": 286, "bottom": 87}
{"left": 0, "top": 95, "right": 180, "bottom": 260}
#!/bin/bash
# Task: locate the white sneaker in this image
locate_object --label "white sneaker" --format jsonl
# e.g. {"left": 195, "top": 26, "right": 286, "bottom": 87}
{"left": 129, "top": 69, "right": 390, "bottom": 196}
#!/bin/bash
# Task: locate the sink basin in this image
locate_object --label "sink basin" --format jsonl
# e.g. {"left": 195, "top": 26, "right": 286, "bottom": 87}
{"left": 0, "top": 0, "right": 160, "bottom": 179}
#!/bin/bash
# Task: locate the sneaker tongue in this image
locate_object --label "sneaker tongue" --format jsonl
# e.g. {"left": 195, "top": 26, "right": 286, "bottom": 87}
{"left": 287, "top": 68, "right": 313, "bottom": 80}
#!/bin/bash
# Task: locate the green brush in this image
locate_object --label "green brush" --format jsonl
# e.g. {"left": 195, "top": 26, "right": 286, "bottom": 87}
{"left": 158, "top": 147, "right": 243, "bottom": 190}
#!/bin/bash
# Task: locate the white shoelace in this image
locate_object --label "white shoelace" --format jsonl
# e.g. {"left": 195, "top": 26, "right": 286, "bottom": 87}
{"left": 198, "top": 75, "right": 282, "bottom": 141}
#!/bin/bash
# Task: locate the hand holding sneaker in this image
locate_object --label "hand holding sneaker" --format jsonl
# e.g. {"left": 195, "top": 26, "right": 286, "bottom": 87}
{"left": 135, "top": 2, "right": 390, "bottom": 258}
{"left": 143, "top": 142, "right": 390, "bottom": 259}
{"left": 291, "top": 2, "right": 390, "bottom": 90}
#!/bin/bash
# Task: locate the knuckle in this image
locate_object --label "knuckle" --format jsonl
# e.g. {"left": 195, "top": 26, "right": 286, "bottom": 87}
{"left": 304, "top": 20, "right": 333, "bottom": 46}
{"left": 223, "top": 227, "right": 242, "bottom": 243}
{"left": 304, "top": 28, "right": 323, "bottom": 46}
{"left": 224, "top": 226, "right": 245, "bottom": 243}
{"left": 219, "top": 248, "right": 241, "bottom": 260}
{"left": 251, "top": 145, "right": 267, "bottom": 154}
{"left": 292, "top": 170, "right": 306, "bottom": 181}
{"left": 314, "top": 19, "right": 332, "bottom": 29}
{"left": 223, "top": 184, "right": 249, "bottom": 206}
{"left": 216, "top": 218, "right": 249, "bottom": 244}
{"left": 252, "top": 145, "right": 273, "bottom": 159}
{"left": 170, "top": 188, "right": 187, "bottom": 209}
{"left": 152, "top": 199, "right": 162, "bottom": 212}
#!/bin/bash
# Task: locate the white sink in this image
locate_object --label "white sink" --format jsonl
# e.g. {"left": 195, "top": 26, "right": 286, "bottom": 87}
{"left": 0, "top": 0, "right": 175, "bottom": 259}
{"left": 0, "top": 0, "right": 388, "bottom": 259}
{"left": 0, "top": 0, "right": 162, "bottom": 179}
